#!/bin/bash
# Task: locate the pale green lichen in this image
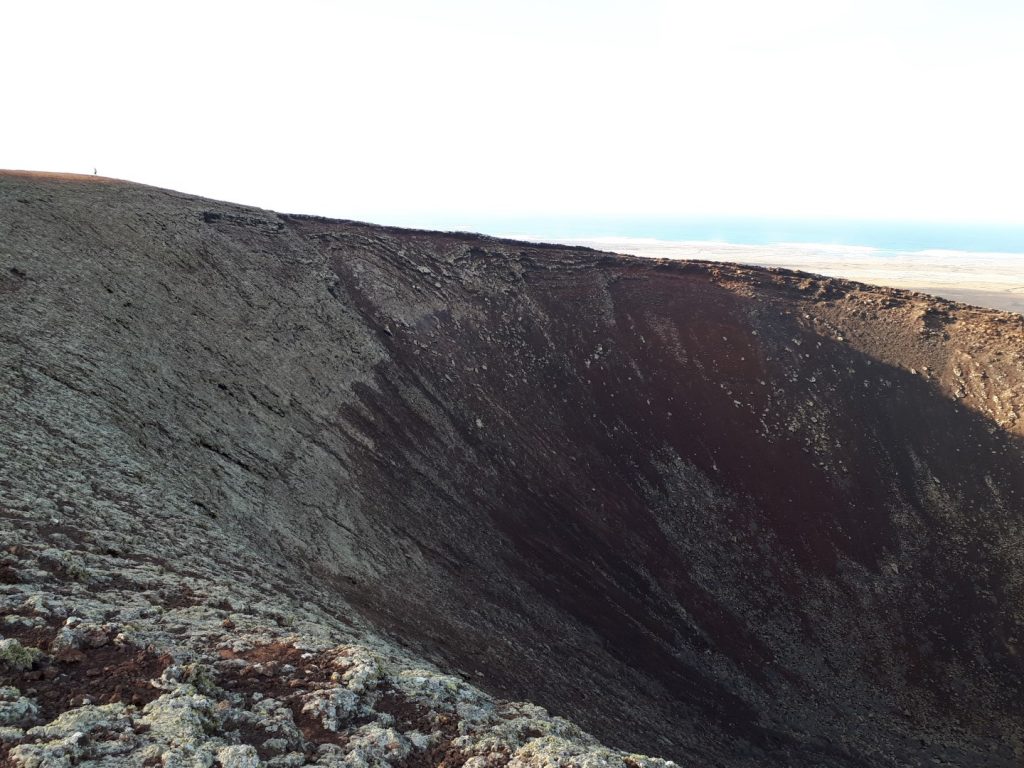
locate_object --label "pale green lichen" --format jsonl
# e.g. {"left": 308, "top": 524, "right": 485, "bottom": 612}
{"left": 25, "top": 703, "right": 127, "bottom": 741}
{"left": 504, "top": 737, "right": 679, "bottom": 768}
{"left": 153, "top": 743, "right": 217, "bottom": 768}
{"left": 0, "top": 685, "right": 39, "bottom": 727}
{"left": 9, "top": 733, "right": 85, "bottom": 768}
{"left": 0, "top": 724, "right": 26, "bottom": 743}
{"left": 182, "top": 662, "right": 221, "bottom": 697}
{"left": 216, "top": 744, "right": 260, "bottom": 768}
{"left": 393, "top": 667, "right": 493, "bottom": 723}
{"left": 336, "top": 649, "right": 385, "bottom": 694}
{"left": 234, "top": 697, "right": 304, "bottom": 754}
{"left": 140, "top": 688, "right": 219, "bottom": 747}
{"left": 14, "top": 702, "right": 146, "bottom": 765}
{"left": 301, "top": 686, "right": 359, "bottom": 732}
{"left": 454, "top": 702, "right": 588, "bottom": 759}
{"left": 47, "top": 628, "right": 79, "bottom": 655}
{"left": 508, "top": 736, "right": 634, "bottom": 768}
{"left": 342, "top": 724, "right": 413, "bottom": 768}
{"left": 0, "top": 639, "right": 43, "bottom": 672}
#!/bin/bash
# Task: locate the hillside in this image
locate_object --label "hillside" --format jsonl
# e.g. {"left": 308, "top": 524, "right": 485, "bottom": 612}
{"left": 2, "top": 171, "right": 1024, "bottom": 767}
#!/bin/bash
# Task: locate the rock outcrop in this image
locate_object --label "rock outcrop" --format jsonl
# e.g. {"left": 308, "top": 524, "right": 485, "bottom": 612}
{"left": 2, "top": 171, "right": 1023, "bottom": 767}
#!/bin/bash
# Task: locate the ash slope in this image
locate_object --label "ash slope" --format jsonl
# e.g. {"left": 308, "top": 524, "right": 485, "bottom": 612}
{"left": 2, "top": 172, "right": 1024, "bottom": 767}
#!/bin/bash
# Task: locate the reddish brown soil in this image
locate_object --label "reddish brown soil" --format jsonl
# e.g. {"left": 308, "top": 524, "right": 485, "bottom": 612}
{"left": 0, "top": 621, "right": 171, "bottom": 764}
{"left": 214, "top": 643, "right": 460, "bottom": 761}
{"left": 0, "top": 624, "right": 171, "bottom": 722}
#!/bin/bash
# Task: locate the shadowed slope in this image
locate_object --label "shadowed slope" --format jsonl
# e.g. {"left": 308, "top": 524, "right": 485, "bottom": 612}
{"left": 2, "top": 172, "right": 1023, "bottom": 766}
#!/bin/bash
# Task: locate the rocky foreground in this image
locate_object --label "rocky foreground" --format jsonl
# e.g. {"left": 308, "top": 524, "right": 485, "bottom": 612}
{"left": 2, "top": 172, "right": 1024, "bottom": 767}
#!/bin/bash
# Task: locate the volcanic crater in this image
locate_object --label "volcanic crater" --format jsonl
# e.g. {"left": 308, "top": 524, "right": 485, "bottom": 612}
{"left": 2, "top": 171, "right": 1023, "bottom": 767}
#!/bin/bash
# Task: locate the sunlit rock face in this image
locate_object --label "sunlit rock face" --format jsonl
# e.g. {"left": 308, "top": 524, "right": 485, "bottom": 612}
{"left": 2, "top": 171, "right": 1024, "bottom": 767}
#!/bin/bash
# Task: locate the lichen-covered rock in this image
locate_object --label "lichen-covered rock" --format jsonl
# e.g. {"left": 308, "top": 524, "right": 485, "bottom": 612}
{"left": 46, "top": 628, "right": 79, "bottom": 655}
{"left": 453, "top": 702, "right": 589, "bottom": 759}
{"left": 0, "top": 685, "right": 39, "bottom": 727}
{"left": 216, "top": 744, "right": 260, "bottom": 768}
{"left": 157, "top": 743, "right": 218, "bottom": 768}
{"left": 2, "top": 615, "right": 45, "bottom": 633}
{"left": 11, "top": 703, "right": 141, "bottom": 766}
{"left": 392, "top": 668, "right": 495, "bottom": 725}
{"left": 0, "top": 725, "right": 26, "bottom": 742}
{"left": 25, "top": 703, "right": 128, "bottom": 741}
{"left": 9, "top": 732, "right": 86, "bottom": 768}
{"left": 249, "top": 697, "right": 304, "bottom": 745}
{"left": 334, "top": 649, "right": 384, "bottom": 694}
{"left": 266, "top": 751, "right": 306, "bottom": 768}
{"left": 301, "top": 686, "right": 359, "bottom": 732}
{"left": 140, "top": 689, "right": 219, "bottom": 747}
{"left": 342, "top": 724, "right": 413, "bottom": 768}
{"left": 507, "top": 737, "right": 678, "bottom": 768}
{"left": 0, "top": 639, "right": 43, "bottom": 672}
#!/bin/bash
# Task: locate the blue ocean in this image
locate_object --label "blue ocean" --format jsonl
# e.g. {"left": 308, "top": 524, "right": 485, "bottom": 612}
{"left": 411, "top": 216, "right": 1024, "bottom": 254}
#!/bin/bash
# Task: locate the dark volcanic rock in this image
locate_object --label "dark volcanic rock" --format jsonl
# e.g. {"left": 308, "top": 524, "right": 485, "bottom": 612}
{"left": 1, "top": 170, "right": 1023, "bottom": 767}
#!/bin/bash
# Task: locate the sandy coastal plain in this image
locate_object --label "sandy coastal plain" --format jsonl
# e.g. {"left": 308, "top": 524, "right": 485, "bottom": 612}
{"left": 552, "top": 238, "right": 1024, "bottom": 315}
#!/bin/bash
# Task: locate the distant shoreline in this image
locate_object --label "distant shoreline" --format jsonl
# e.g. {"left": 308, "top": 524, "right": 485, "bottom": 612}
{"left": 437, "top": 216, "right": 1024, "bottom": 254}
{"left": 518, "top": 235, "right": 1024, "bottom": 315}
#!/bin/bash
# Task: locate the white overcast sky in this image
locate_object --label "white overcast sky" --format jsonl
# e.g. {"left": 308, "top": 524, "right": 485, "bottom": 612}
{"left": 2, "top": 1, "right": 1022, "bottom": 225}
